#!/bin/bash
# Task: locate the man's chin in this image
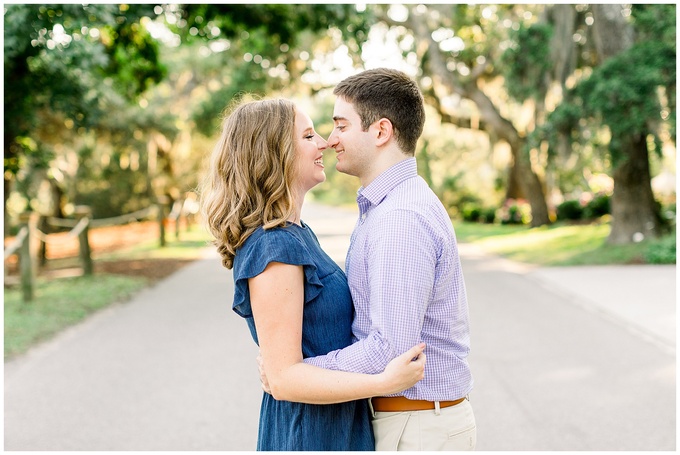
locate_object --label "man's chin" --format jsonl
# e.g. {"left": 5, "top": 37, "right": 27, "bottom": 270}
{"left": 335, "top": 163, "right": 352, "bottom": 176}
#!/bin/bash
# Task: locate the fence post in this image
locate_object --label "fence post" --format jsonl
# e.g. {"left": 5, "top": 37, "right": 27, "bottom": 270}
{"left": 174, "top": 199, "right": 183, "bottom": 241}
{"left": 157, "top": 195, "right": 170, "bottom": 247}
{"left": 74, "top": 205, "right": 93, "bottom": 276}
{"left": 18, "top": 211, "right": 37, "bottom": 302}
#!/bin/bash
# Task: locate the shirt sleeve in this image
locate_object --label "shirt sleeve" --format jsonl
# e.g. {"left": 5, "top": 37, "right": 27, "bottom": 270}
{"left": 304, "top": 209, "right": 437, "bottom": 373}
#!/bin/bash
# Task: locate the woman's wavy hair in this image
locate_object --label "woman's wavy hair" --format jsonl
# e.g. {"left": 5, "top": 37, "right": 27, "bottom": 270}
{"left": 199, "top": 97, "right": 298, "bottom": 269}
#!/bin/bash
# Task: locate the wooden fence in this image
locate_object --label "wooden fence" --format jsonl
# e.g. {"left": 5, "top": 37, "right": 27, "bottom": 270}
{"left": 4, "top": 196, "right": 198, "bottom": 302}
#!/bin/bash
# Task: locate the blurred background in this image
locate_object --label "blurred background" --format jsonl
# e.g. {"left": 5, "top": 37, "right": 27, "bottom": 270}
{"left": 4, "top": 2, "right": 676, "bottom": 355}
{"left": 3, "top": 4, "right": 676, "bottom": 451}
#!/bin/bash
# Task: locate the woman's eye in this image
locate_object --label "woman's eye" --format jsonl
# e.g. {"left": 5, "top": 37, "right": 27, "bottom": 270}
{"left": 305, "top": 134, "right": 315, "bottom": 140}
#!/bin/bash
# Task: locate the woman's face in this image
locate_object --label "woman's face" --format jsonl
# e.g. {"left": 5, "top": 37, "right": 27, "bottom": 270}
{"left": 294, "top": 107, "right": 328, "bottom": 194}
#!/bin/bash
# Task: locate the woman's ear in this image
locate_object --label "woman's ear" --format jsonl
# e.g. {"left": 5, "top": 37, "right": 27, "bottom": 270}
{"left": 375, "top": 118, "right": 393, "bottom": 147}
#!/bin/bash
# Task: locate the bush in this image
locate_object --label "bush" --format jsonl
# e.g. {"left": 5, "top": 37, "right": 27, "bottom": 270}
{"left": 460, "top": 204, "right": 497, "bottom": 224}
{"left": 661, "top": 203, "right": 676, "bottom": 227}
{"left": 644, "top": 234, "right": 676, "bottom": 264}
{"left": 437, "top": 175, "right": 483, "bottom": 219}
{"left": 499, "top": 199, "right": 531, "bottom": 225}
{"left": 556, "top": 199, "right": 583, "bottom": 221}
{"left": 583, "top": 193, "right": 611, "bottom": 219}
{"left": 480, "top": 207, "right": 496, "bottom": 224}
{"left": 461, "top": 203, "right": 482, "bottom": 222}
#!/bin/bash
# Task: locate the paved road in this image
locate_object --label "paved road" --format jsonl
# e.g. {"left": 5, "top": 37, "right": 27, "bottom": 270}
{"left": 4, "top": 202, "right": 676, "bottom": 450}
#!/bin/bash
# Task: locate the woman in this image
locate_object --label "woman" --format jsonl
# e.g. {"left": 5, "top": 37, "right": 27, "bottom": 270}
{"left": 200, "top": 98, "right": 426, "bottom": 451}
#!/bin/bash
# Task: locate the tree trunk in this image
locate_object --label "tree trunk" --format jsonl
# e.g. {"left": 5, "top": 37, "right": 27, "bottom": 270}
{"left": 608, "top": 132, "right": 663, "bottom": 244}
{"left": 591, "top": 4, "right": 662, "bottom": 243}
{"left": 507, "top": 138, "right": 550, "bottom": 227}
{"left": 590, "top": 5, "right": 634, "bottom": 65}
{"left": 4, "top": 175, "right": 11, "bottom": 239}
{"left": 505, "top": 161, "right": 525, "bottom": 200}
{"left": 4, "top": 133, "right": 14, "bottom": 239}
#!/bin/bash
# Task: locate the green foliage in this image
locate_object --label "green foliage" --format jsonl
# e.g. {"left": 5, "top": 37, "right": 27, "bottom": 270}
{"left": 177, "top": 4, "right": 371, "bottom": 49}
{"left": 169, "top": 4, "right": 372, "bottom": 135}
{"left": 583, "top": 193, "right": 611, "bottom": 219}
{"left": 576, "top": 46, "right": 666, "bottom": 162}
{"left": 556, "top": 200, "right": 584, "bottom": 221}
{"left": 552, "top": 4, "right": 676, "bottom": 166}
{"left": 498, "top": 199, "right": 531, "bottom": 225}
{"left": 643, "top": 234, "right": 676, "bottom": 264}
{"left": 437, "top": 174, "right": 483, "bottom": 219}
{"left": 461, "top": 203, "right": 496, "bottom": 224}
{"left": 501, "top": 23, "right": 553, "bottom": 102}
{"left": 4, "top": 4, "right": 165, "bottom": 177}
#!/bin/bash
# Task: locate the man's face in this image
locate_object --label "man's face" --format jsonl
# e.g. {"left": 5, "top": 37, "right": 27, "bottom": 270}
{"left": 327, "top": 97, "right": 375, "bottom": 180}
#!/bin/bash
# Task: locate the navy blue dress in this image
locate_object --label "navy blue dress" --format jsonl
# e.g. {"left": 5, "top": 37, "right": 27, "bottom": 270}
{"left": 232, "top": 222, "right": 374, "bottom": 451}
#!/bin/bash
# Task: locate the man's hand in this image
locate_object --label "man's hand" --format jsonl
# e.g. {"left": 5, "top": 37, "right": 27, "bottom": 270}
{"left": 257, "top": 351, "right": 272, "bottom": 394}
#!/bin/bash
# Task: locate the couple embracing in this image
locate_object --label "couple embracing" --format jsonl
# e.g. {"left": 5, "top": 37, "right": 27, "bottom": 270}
{"left": 201, "top": 68, "right": 476, "bottom": 451}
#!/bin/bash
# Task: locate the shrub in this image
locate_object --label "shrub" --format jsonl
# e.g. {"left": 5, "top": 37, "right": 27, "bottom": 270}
{"left": 499, "top": 199, "right": 531, "bottom": 225}
{"left": 437, "top": 175, "right": 482, "bottom": 219}
{"left": 461, "top": 203, "right": 482, "bottom": 222}
{"left": 480, "top": 207, "right": 496, "bottom": 224}
{"left": 661, "top": 203, "right": 676, "bottom": 227}
{"left": 556, "top": 199, "right": 583, "bottom": 221}
{"left": 460, "top": 204, "right": 498, "bottom": 224}
{"left": 644, "top": 234, "right": 676, "bottom": 264}
{"left": 583, "top": 193, "right": 611, "bottom": 219}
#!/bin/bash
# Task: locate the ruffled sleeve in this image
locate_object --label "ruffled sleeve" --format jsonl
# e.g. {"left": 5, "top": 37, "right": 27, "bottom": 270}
{"left": 232, "top": 227, "right": 324, "bottom": 318}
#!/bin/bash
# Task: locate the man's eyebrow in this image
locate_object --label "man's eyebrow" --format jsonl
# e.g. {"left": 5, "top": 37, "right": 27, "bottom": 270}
{"left": 332, "top": 116, "right": 347, "bottom": 122}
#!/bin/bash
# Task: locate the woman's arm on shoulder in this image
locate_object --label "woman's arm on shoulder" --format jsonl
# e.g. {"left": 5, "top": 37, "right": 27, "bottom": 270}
{"left": 249, "top": 261, "right": 425, "bottom": 405}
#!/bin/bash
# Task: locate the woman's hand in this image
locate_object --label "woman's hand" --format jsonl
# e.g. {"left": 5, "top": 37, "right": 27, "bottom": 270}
{"left": 378, "top": 343, "right": 426, "bottom": 395}
{"left": 257, "top": 351, "right": 272, "bottom": 394}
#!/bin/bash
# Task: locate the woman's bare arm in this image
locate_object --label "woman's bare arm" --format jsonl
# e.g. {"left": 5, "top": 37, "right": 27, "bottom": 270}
{"left": 249, "top": 261, "right": 425, "bottom": 405}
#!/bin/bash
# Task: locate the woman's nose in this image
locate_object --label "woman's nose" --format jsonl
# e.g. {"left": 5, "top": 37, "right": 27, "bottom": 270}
{"left": 317, "top": 135, "right": 328, "bottom": 150}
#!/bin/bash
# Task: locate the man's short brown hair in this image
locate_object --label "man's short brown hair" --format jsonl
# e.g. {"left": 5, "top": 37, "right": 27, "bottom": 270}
{"left": 334, "top": 68, "right": 425, "bottom": 156}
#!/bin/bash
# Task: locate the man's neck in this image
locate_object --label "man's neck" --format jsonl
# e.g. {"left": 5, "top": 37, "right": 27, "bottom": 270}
{"left": 359, "top": 152, "right": 411, "bottom": 188}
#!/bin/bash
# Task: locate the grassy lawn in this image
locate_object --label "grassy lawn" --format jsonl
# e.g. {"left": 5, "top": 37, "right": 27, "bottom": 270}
{"left": 4, "top": 225, "right": 214, "bottom": 360}
{"left": 4, "top": 275, "right": 148, "bottom": 359}
{"left": 453, "top": 220, "right": 676, "bottom": 266}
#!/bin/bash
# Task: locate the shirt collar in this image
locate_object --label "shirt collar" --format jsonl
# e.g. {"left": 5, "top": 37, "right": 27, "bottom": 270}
{"left": 357, "top": 157, "right": 418, "bottom": 208}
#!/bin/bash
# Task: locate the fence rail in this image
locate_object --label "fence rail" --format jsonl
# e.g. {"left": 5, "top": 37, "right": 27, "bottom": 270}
{"left": 4, "top": 197, "right": 194, "bottom": 303}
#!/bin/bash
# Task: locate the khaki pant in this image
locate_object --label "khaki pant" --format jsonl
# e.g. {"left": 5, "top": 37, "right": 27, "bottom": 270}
{"left": 370, "top": 398, "right": 476, "bottom": 451}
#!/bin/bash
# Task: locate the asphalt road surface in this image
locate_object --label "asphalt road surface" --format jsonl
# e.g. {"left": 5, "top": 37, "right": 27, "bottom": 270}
{"left": 4, "top": 202, "right": 675, "bottom": 450}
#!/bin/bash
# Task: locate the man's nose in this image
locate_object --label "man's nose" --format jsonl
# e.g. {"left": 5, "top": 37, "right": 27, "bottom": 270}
{"left": 327, "top": 130, "right": 339, "bottom": 148}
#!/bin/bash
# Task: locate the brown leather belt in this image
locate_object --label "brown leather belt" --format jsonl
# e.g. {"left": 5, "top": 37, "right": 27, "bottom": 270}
{"left": 371, "top": 396, "right": 466, "bottom": 412}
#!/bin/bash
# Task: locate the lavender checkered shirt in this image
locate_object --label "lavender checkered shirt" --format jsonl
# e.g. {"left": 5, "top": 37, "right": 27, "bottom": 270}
{"left": 305, "top": 158, "right": 473, "bottom": 401}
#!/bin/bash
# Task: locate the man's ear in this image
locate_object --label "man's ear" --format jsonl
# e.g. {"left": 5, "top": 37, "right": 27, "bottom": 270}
{"left": 375, "top": 118, "right": 393, "bottom": 147}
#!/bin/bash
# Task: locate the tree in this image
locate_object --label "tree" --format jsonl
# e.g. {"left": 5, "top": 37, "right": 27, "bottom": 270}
{"left": 4, "top": 4, "right": 165, "bottom": 232}
{"left": 547, "top": 4, "right": 675, "bottom": 243}
{"left": 171, "top": 4, "right": 371, "bottom": 135}
{"left": 370, "top": 4, "right": 551, "bottom": 226}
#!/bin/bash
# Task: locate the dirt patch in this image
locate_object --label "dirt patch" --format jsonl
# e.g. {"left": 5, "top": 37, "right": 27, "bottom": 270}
{"left": 95, "top": 258, "right": 196, "bottom": 282}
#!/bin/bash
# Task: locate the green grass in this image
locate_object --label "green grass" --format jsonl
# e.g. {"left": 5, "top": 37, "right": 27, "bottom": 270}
{"left": 4, "top": 275, "right": 148, "bottom": 359}
{"left": 453, "top": 220, "right": 675, "bottom": 266}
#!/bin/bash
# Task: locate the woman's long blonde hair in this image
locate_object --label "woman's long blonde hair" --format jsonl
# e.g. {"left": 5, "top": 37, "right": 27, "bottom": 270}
{"left": 199, "top": 98, "right": 298, "bottom": 269}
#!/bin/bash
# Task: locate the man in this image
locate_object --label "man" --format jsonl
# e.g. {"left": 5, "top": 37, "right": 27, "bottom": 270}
{"left": 304, "top": 68, "right": 476, "bottom": 451}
